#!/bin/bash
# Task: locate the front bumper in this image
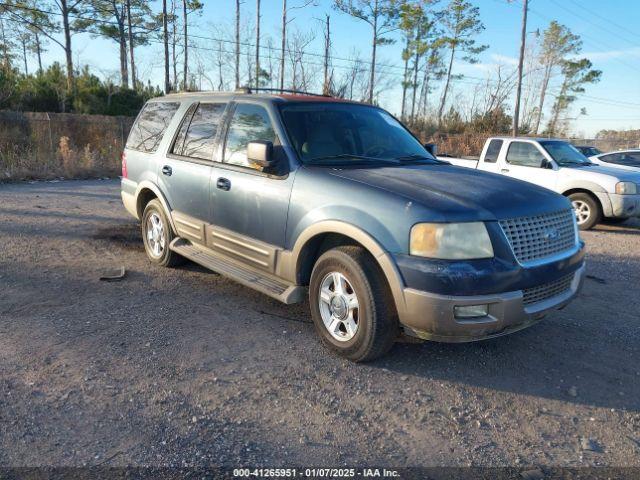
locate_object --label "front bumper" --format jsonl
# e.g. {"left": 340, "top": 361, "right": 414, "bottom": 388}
{"left": 607, "top": 193, "right": 640, "bottom": 219}
{"left": 400, "top": 263, "right": 585, "bottom": 342}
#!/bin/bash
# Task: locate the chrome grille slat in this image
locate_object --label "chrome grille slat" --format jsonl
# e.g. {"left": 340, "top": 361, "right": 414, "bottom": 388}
{"left": 499, "top": 210, "right": 576, "bottom": 264}
{"left": 523, "top": 273, "right": 574, "bottom": 306}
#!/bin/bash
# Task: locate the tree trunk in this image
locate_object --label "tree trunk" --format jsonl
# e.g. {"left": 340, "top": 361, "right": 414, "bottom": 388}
{"left": 117, "top": 13, "right": 129, "bottom": 88}
{"left": 183, "top": 0, "right": 188, "bottom": 89}
{"left": 512, "top": 0, "right": 528, "bottom": 136}
{"left": 163, "top": 0, "right": 170, "bottom": 93}
{"left": 400, "top": 38, "right": 409, "bottom": 120}
{"left": 35, "top": 32, "right": 43, "bottom": 73}
{"left": 534, "top": 63, "right": 552, "bottom": 134}
{"left": 22, "top": 38, "right": 28, "bottom": 75}
{"left": 368, "top": 0, "right": 378, "bottom": 104}
{"left": 171, "top": 2, "right": 177, "bottom": 89}
{"left": 437, "top": 44, "right": 456, "bottom": 127}
{"left": 548, "top": 78, "right": 567, "bottom": 135}
{"left": 60, "top": 0, "right": 75, "bottom": 92}
{"left": 410, "top": 25, "right": 422, "bottom": 122}
{"left": 255, "top": 0, "right": 260, "bottom": 89}
{"left": 235, "top": 0, "right": 240, "bottom": 89}
{"left": 279, "top": 0, "right": 286, "bottom": 91}
{"left": 0, "top": 18, "right": 8, "bottom": 73}
{"left": 127, "top": 0, "right": 136, "bottom": 89}
{"left": 323, "top": 15, "right": 330, "bottom": 95}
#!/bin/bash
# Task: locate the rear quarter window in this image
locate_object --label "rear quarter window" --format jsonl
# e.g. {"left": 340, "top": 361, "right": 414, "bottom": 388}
{"left": 126, "top": 101, "right": 180, "bottom": 153}
{"left": 484, "top": 139, "right": 503, "bottom": 163}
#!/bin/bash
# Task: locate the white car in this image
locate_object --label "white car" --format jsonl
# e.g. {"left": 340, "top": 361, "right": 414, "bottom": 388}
{"left": 440, "top": 137, "right": 640, "bottom": 229}
{"left": 589, "top": 149, "right": 640, "bottom": 172}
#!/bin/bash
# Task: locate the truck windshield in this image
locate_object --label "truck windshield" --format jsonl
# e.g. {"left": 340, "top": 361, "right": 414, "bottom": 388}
{"left": 540, "top": 141, "right": 592, "bottom": 167}
{"left": 279, "top": 102, "right": 440, "bottom": 166}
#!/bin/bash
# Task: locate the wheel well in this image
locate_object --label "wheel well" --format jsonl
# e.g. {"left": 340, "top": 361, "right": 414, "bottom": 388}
{"left": 562, "top": 188, "right": 602, "bottom": 211}
{"left": 296, "top": 233, "right": 364, "bottom": 286}
{"left": 136, "top": 188, "right": 157, "bottom": 218}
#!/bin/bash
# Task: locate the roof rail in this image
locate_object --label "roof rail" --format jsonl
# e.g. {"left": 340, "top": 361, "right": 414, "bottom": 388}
{"left": 235, "top": 86, "right": 331, "bottom": 97}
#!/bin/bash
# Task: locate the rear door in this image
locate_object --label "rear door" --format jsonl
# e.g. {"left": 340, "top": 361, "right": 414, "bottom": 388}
{"left": 498, "top": 140, "right": 558, "bottom": 191}
{"left": 158, "top": 101, "right": 228, "bottom": 244}
{"left": 209, "top": 101, "right": 294, "bottom": 272}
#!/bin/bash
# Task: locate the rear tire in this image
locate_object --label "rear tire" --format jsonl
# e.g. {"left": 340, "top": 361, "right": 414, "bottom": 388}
{"left": 141, "top": 199, "right": 183, "bottom": 267}
{"left": 309, "top": 246, "right": 398, "bottom": 362}
{"left": 569, "top": 192, "right": 601, "bottom": 230}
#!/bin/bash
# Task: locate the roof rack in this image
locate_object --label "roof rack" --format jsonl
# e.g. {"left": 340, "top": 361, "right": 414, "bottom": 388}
{"left": 235, "top": 86, "right": 331, "bottom": 97}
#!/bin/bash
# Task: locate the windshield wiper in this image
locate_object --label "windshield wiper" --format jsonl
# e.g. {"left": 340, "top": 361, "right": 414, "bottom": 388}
{"left": 559, "top": 161, "right": 593, "bottom": 167}
{"left": 306, "top": 154, "right": 396, "bottom": 165}
{"left": 394, "top": 154, "right": 441, "bottom": 164}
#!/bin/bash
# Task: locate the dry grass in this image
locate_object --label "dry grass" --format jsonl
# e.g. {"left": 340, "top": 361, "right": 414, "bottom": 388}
{"left": 0, "top": 111, "right": 133, "bottom": 182}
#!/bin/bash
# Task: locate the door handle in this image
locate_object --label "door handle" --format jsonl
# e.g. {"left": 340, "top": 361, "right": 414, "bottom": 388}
{"left": 161, "top": 165, "right": 172, "bottom": 176}
{"left": 216, "top": 177, "right": 231, "bottom": 191}
{"left": 501, "top": 168, "right": 510, "bottom": 173}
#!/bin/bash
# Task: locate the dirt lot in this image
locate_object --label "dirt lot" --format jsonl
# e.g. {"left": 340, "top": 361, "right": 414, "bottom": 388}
{"left": 1, "top": 179, "right": 639, "bottom": 471}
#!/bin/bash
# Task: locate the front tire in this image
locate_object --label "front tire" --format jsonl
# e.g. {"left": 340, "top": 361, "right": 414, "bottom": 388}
{"left": 309, "top": 246, "right": 398, "bottom": 362}
{"left": 141, "top": 199, "right": 183, "bottom": 267}
{"left": 569, "top": 192, "right": 601, "bottom": 230}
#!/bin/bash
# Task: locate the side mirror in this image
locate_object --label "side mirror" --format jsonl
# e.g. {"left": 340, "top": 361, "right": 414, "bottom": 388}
{"left": 247, "top": 141, "right": 276, "bottom": 168}
{"left": 542, "top": 159, "right": 554, "bottom": 169}
{"left": 424, "top": 143, "right": 437, "bottom": 156}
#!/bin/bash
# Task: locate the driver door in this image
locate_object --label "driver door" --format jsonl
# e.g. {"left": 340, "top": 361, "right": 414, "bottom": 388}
{"left": 209, "top": 102, "right": 294, "bottom": 272}
{"left": 500, "top": 141, "right": 558, "bottom": 192}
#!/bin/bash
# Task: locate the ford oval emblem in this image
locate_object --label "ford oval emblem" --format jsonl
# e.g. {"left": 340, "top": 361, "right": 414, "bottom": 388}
{"left": 544, "top": 228, "right": 560, "bottom": 241}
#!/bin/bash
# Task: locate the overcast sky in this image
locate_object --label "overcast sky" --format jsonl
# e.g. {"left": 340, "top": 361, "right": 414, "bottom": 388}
{"left": 38, "top": 0, "right": 640, "bottom": 137}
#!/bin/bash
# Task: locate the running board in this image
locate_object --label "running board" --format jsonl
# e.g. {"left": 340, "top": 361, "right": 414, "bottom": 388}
{"left": 170, "top": 239, "right": 305, "bottom": 304}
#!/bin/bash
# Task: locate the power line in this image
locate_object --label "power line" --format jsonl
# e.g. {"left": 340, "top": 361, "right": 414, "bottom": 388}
{"left": 504, "top": 0, "right": 640, "bottom": 75}
{"left": 566, "top": 0, "right": 640, "bottom": 42}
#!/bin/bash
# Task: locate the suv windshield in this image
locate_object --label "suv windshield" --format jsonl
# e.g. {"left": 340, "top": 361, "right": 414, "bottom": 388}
{"left": 540, "top": 140, "right": 592, "bottom": 167}
{"left": 279, "top": 102, "right": 439, "bottom": 166}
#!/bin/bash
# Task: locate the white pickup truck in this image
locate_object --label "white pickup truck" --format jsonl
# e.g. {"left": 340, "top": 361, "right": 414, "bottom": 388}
{"left": 439, "top": 137, "right": 640, "bottom": 229}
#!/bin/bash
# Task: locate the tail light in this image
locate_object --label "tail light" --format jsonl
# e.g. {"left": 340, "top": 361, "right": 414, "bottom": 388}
{"left": 121, "top": 151, "right": 128, "bottom": 178}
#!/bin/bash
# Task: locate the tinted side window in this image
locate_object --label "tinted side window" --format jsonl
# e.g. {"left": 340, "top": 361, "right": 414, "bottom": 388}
{"left": 484, "top": 139, "right": 503, "bottom": 163}
{"left": 602, "top": 152, "right": 640, "bottom": 167}
{"left": 171, "top": 103, "right": 198, "bottom": 156}
{"left": 177, "top": 103, "right": 226, "bottom": 160}
{"left": 506, "top": 142, "right": 544, "bottom": 167}
{"left": 224, "top": 104, "right": 277, "bottom": 170}
{"left": 126, "top": 102, "right": 180, "bottom": 153}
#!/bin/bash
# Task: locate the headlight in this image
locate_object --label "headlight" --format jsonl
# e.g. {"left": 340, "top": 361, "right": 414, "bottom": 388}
{"left": 615, "top": 182, "right": 638, "bottom": 195}
{"left": 410, "top": 222, "right": 494, "bottom": 260}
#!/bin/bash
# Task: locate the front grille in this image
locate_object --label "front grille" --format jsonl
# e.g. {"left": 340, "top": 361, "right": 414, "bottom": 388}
{"left": 522, "top": 273, "right": 574, "bottom": 306}
{"left": 499, "top": 210, "right": 577, "bottom": 265}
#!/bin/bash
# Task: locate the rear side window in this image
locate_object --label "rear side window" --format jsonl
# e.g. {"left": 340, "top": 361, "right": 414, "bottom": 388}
{"left": 506, "top": 142, "right": 544, "bottom": 168}
{"left": 601, "top": 152, "right": 640, "bottom": 167}
{"left": 126, "top": 102, "right": 180, "bottom": 153}
{"left": 484, "top": 139, "right": 503, "bottom": 163}
{"left": 172, "top": 103, "right": 227, "bottom": 161}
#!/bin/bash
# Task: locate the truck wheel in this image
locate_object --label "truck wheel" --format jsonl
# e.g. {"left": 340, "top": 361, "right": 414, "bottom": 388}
{"left": 569, "top": 193, "right": 601, "bottom": 230}
{"left": 309, "top": 246, "right": 398, "bottom": 362}
{"left": 141, "top": 199, "right": 183, "bottom": 267}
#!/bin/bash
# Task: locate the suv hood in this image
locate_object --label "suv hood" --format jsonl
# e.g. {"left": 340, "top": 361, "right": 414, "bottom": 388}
{"left": 324, "top": 164, "right": 570, "bottom": 221}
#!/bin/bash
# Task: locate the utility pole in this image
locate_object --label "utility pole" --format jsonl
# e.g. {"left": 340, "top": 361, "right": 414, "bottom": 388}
{"left": 279, "top": 0, "right": 287, "bottom": 92}
{"left": 512, "top": 0, "right": 528, "bottom": 137}
{"left": 256, "top": 0, "right": 261, "bottom": 89}
{"left": 322, "top": 14, "right": 330, "bottom": 95}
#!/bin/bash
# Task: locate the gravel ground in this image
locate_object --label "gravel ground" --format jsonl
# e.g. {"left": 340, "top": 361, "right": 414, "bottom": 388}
{"left": 1, "top": 179, "right": 639, "bottom": 471}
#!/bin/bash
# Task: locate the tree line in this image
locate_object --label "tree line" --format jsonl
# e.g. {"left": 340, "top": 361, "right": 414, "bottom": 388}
{"left": 0, "top": 0, "right": 602, "bottom": 136}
